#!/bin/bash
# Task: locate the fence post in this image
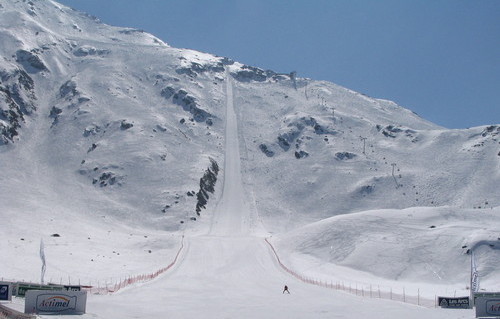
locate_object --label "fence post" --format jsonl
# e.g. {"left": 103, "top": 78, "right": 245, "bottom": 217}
{"left": 378, "top": 285, "right": 381, "bottom": 298}
{"left": 403, "top": 287, "right": 406, "bottom": 303}
{"left": 370, "top": 285, "right": 372, "bottom": 298}
{"left": 390, "top": 287, "right": 392, "bottom": 300}
{"left": 418, "top": 288, "right": 420, "bottom": 306}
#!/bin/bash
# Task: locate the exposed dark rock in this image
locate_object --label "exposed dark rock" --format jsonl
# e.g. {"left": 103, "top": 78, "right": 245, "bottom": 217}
{"left": 359, "top": 185, "right": 374, "bottom": 196}
{"left": 120, "top": 120, "right": 134, "bottom": 130}
{"left": 0, "top": 69, "right": 36, "bottom": 144}
{"left": 59, "top": 80, "right": 78, "bottom": 99}
{"left": 119, "top": 28, "right": 145, "bottom": 35}
{"left": 172, "top": 89, "right": 211, "bottom": 122}
{"left": 161, "top": 86, "right": 176, "bottom": 99}
{"left": 93, "top": 171, "right": 118, "bottom": 187}
{"left": 259, "top": 144, "right": 275, "bottom": 157}
{"left": 176, "top": 62, "right": 225, "bottom": 78}
{"left": 87, "top": 143, "right": 97, "bottom": 153}
{"left": 195, "top": 158, "right": 219, "bottom": 216}
{"left": 161, "top": 205, "right": 171, "bottom": 213}
{"left": 49, "top": 106, "right": 62, "bottom": 126}
{"left": 73, "top": 46, "right": 110, "bottom": 57}
{"left": 377, "top": 124, "right": 416, "bottom": 139}
{"left": 232, "top": 65, "right": 268, "bottom": 82}
{"left": 481, "top": 125, "right": 499, "bottom": 138}
{"left": 16, "top": 49, "right": 48, "bottom": 73}
{"left": 275, "top": 116, "right": 336, "bottom": 153}
{"left": 277, "top": 135, "right": 291, "bottom": 151}
{"left": 294, "top": 150, "right": 309, "bottom": 159}
{"left": 335, "top": 152, "right": 356, "bottom": 160}
{"left": 83, "top": 124, "right": 101, "bottom": 137}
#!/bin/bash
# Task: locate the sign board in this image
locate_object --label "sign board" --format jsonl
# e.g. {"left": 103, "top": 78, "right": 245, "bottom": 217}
{"left": 475, "top": 293, "right": 500, "bottom": 318}
{"left": 24, "top": 290, "right": 87, "bottom": 315}
{"left": 438, "top": 296, "right": 470, "bottom": 309}
{"left": 14, "top": 283, "right": 64, "bottom": 297}
{"left": 0, "top": 282, "right": 13, "bottom": 301}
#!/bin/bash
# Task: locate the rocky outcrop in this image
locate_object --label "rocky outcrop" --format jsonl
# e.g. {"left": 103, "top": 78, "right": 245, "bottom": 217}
{"left": 176, "top": 61, "right": 225, "bottom": 78}
{"left": 195, "top": 158, "right": 219, "bottom": 216}
{"left": 294, "top": 150, "right": 309, "bottom": 159}
{"left": 259, "top": 144, "right": 274, "bottom": 157}
{"left": 376, "top": 124, "right": 418, "bottom": 142}
{"left": 232, "top": 65, "right": 269, "bottom": 82}
{"left": 335, "top": 152, "right": 356, "bottom": 160}
{"left": 16, "top": 49, "right": 48, "bottom": 73}
{"left": 0, "top": 68, "right": 36, "bottom": 144}
{"left": 73, "top": 45, "right": 110, "bottom": 57}
{"left": 277, "top": 115, "right": 337, "bottom": 152}
{"left": 232, "top": 65, "right": 294, "bottom": 83}
{"left": 162, "top": 88, "right": 213, "bottom": 123}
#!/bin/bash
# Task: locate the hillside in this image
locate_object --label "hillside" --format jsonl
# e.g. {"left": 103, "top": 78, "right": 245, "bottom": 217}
{"left": 0, "top": 1, "right": 499, "bottom": 317}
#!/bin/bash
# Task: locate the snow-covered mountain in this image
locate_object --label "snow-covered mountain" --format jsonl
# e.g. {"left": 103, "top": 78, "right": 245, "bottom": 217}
{"left": 1, "top": 1, "right": 499, "bottom": 317}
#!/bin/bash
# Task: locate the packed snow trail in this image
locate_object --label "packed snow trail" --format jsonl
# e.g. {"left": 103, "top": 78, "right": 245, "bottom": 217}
{"left": 73, "top": 73, "right": 472, "bottom": 319}
{"left": 209, "top": 72, "right": 256, "bottom": 236}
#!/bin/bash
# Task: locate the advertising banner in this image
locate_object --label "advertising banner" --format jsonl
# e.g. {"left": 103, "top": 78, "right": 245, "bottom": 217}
{"left": 0, "top": 282, "right": 12, "bottom": 301}
{"left": 438, "top": 296, "right": 470, "bottom": 309}
{"left": 24, "top": 290, "right": 87, "bottom": 315}
{"left": 14, "top": 283, "right": 62, "bottom": 297}
{"left": 475, "top": 293, "right": 500, "bottom": 318}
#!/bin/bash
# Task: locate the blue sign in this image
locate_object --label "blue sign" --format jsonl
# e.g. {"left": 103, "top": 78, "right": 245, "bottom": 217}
{"left": 0, "top": 283, "right": 12, "bottom": 301}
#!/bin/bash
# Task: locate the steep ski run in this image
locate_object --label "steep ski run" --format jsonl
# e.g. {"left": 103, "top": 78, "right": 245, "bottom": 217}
{"left": 209, "top": 73, "right": 255, "bottom": 236}
{"left": 76, "top": 72, "right": 467, "bottom": 319}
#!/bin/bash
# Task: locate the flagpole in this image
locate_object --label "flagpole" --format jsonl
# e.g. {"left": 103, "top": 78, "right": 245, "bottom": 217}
{"left": 470, "top": 251, "right": 473, "bottom": 306}
{"left": 40, "top": 239, "right": 46, "bottom": 285}
{"left": 470, "top": 250, "right": 479, "bottom": 308}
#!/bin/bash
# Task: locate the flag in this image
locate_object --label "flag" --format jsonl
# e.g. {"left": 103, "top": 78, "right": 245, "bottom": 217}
{"left": 40, "top": 239, "right": 46, "bottom": 284}
{"left": 470, "top": 251, "right": 479, "bottom": 293}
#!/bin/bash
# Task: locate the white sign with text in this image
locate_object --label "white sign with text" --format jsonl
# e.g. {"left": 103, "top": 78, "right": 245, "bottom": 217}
{"left": 25, "top": 290, "right": 87, "bottom": 315}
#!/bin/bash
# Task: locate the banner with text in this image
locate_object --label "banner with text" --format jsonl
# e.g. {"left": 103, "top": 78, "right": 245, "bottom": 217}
{"left": 438, "top": 296, "right": 470, "bottom": 309}
{"left": 475, "top": 293, "right": 500, "bottom": 318}
{"left": 24, "top": 290, "right": 87, "bottom": 315}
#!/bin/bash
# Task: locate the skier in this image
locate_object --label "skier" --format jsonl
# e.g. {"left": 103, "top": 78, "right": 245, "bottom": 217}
{"left": 283, "top": 285, "right": 290, "bottom": 294}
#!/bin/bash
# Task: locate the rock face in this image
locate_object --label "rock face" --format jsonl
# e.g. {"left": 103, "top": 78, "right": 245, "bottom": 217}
{"left": 0, "top": 69, "right": 36, "bottom": 144}
{"left": 162, "top": 88, "right": 213, "bottom": 123}
{"left": 195, "top": 158, "right": 219, "bottom": 216}
{"left": 15, "top": 49, "right": 48, "bottom": 73}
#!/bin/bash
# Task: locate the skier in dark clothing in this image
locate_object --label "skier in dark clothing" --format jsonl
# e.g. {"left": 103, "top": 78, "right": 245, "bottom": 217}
{"left": 283, "top": 285, "right": 290, "bottom": 294}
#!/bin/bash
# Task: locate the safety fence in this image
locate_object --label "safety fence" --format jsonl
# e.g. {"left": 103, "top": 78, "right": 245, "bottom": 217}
{"left": 85, "top": 235, "right": 185, "bottom": 295}
{"left": 264, "top": 238, "right": 437, "bottom": 308}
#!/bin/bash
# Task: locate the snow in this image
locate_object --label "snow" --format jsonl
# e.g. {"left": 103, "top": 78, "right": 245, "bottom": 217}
{"left": 0, "top": 0, "right": 498, "bottom": 318}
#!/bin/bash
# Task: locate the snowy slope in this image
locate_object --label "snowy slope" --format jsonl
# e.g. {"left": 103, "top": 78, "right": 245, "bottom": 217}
{"left": 0, "top": 1, "right": 499, "bottom": 318}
